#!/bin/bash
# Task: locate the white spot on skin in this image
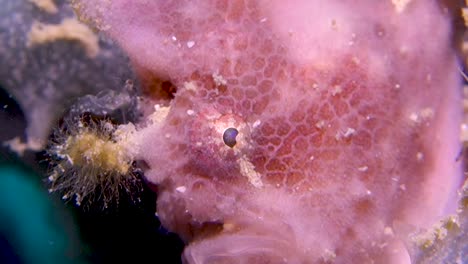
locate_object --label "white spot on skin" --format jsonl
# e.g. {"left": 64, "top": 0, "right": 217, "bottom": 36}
{"left": 420, "top": 108, "right": 434, "bottom": 119}
{"left": 416, "top": 152, "right": 424, "bottom": 161}
{"left": 322, "top": 249, "right": 336, "bottom": 262}
{"left": 187, "top": 109, "right": 195, "bottom": 116}
{"left": 184, "top": 81, "right": 198, "bottom": 91}
{"left": 376, "top": 29, "right": 385, "bottom": 37}
{"left": 392, "top": 0, "right": 412, "bottom": 13}
{"left": 352, "top": 56, "right": 360, "bottom": 65}
{"left": 176, "top": 186, "right": 187, "bottom": 193}
{"left": 337, "top": 127, "right": 356, "bottom": 140}
{"left": 331, "top": 85, "right": 342, "bottom": 96}
{"left": 149, "top": 104, "right": 171, "bottom": 124}
{"left": 343, "top": 127, "right": 356, "bottom": 138}
{"left": 378, "top": 243, "right": 388, "bottom": 249}
{"left": 384, "top": 227, "right": 394, "bottom": 236}
{"left": 259, "top": 17, "right": 267, "bottom": 23}
{"left": 171, "top": 36, "right": 177, "bottom": 41}
{"left": 212, "top": 73, "right": 227, "bottom": 86}
{"left": 252, "top": 120, "right": 261, "bottom": 128}
{"left": 223, "top": 222, "right": 236, "bottom": 231}
{"left": 409, "top": 108, "right": 434, "bottom": 124}
{"left": 409, "top": 113, "right": 419, "bottom": 123}
{"left": 187, "top": 40, "right": 195, "bottom": 48}
{"left": 315, "top": 120, "right": 326, "bottom": 129}
{"left": 238, "top": 155, "right": 263, "bottom": 188}
{"left": 358, "top": 166, "right": 368, "bottom": 172}
{"left": 460, "top": 123, "right": 468, "bottom": 143}
{"left": 335, "top": 132, "right": 341, "bottom": 141}
{"left": 203, "top": 110, "right": 222, "bottom": 121}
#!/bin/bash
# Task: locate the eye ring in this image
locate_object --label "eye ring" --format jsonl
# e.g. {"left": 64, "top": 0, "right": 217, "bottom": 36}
{"left": 223, "top": 127, "right": 238, "bottom": 148}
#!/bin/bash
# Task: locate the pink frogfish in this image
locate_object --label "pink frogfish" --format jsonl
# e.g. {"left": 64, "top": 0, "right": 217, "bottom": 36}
{"left": 71, "top": 0, "right": 464, "bottom": 263}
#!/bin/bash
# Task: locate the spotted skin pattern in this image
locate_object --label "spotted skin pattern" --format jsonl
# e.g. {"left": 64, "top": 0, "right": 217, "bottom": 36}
{"left": 72, "top": 0, "right": 463, "bottom": 263}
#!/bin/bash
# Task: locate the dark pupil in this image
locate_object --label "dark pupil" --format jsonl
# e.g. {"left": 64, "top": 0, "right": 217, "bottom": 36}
{"left": 223, "top": 128, "right": 238, "bottom": 148}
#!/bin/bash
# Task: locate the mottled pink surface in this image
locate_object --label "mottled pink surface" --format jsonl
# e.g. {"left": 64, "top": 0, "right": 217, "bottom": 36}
{"left": 74, "top": 0, "right": 462, "bottom": 263}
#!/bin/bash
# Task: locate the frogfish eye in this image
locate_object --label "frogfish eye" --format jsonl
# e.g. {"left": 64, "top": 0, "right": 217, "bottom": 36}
{"left": 223, "top": 127, "right": 238, "bottom": 148}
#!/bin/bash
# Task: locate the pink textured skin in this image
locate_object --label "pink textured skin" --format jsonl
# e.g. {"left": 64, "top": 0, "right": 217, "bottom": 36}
{"left": 74, "top": 0, "right": 462, "bottom": 263}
